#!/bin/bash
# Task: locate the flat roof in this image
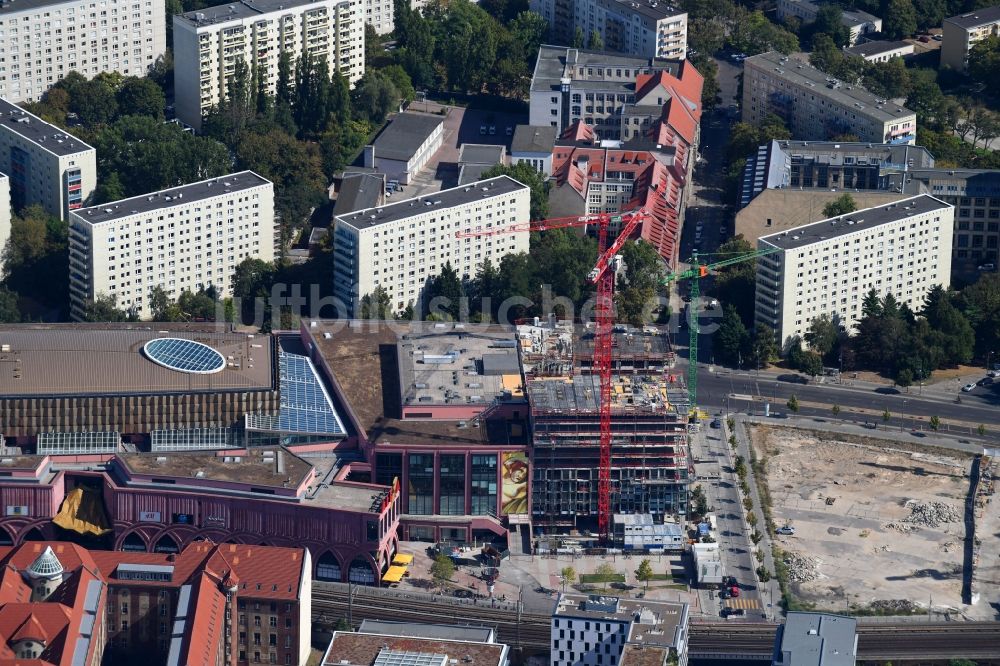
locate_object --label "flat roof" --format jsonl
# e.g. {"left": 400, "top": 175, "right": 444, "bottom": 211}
{"left": 758, "top": 194, "right": 951, "bottom": 251}
{"left": 845, "top": 40, "right": 913, "bottom": 57}
{"left": 527, "top": 375, "right": 684, "bottom": 415}
{"left": 0, "top": 0, "right": 87, "bottom": 14}
{"left": 774, "top": 613, "right": 857, "bottom": 666}
{"left": 458, "top": 144, "right": 505, "bottom": 166}
{"left": 72, "top": 171, "right": 271, "bottom": 225}
{"left": 840, "top": 8, "right": 880, "bottom": 26}
{"left": 371, "top": 113, "right": 444, "bottom": 162}
{"left": 397, "top": 323, "right": 522, "bottom": 408}
{"left": 944, "top": 5, "right": 1000, "bottom": 29}
{"left": 608, "top": 0, "right": 684, "bottom": 21}
{"left": 119, "top": 447, "right": 312, "bottom": 489}
{"left": 335, "top": 176, "right": 526, "bottom": 230}
{"left": 619, "top": 644, "right": 669, "bottom": 666}
{"left": 554, "top": 594, "right": 687, "bottom": 648}
{"left": 458, "top": 164, "right": 493, "bottom": 186}
{"left": 0, "top": 325, "right": 274, "bottom": 398}
{"left": 745, "top": 52, "right": 915, "bottom": 122}
{"left": 772, "top": 140, "right": 933, "bottom": 166}
{"left": 357, "top": 621, "right": 494, "bottom": 644}
{"left": 307, "top": 320, "right": 530, "bottom": 447}
{"left": 325, "top": 632, "right": 507, "bottom": 666}
{"left": 0, "top": 98, "right": 94, "bottom": 157}
{"left": 176, "top": 0, "right": 336, "bottom": 26}
{"left": 511, "top": 125, "right": 557, "bottom": 155}
{"left": 531, "top": 45, "right": 680, "bottom": 95}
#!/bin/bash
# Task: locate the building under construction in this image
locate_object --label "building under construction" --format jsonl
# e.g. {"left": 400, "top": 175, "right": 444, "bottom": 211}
{"left": 518, "top": 320, "right": 690, "bottom": 532}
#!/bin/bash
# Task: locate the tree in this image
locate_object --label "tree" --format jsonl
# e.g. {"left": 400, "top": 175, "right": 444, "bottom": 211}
{"left": 427, "top": 261, "right": 466, "bottom": 320}
{"left": 431, "top": 554, "right": 455, "bottom": 590}
{"left": 0, "top": 287, "right": 19, "bottom": 323}
{"left": 750, "top": 325, "right": 778, "bottom": 368}
{"left": 831, "top": 404, "right": 841, "bottom": 417}
{"left": 797, "top": 350, "right": 824, "bottom": 378}
{"left": 572, "top": 26, "right": 585, "bottom": 48}
{"left": 635, "top": 559, "right": 654, "bottom": 591}
{"left": 560, "top": 566, "right": 576, "bottom": 591}
{"left": 351, "top": 70, "right": 402, "bottom": 124}
{"left": 594, "top": 563, "right": 617, "bottom": 591}
{"left": 804, "top": 314, "right": 839, "bottom": 357}
{"left": 822, "top": 193, "right": 857, "bottom": 218}
{"left": 929, "top": 415, "right": 941, "bottom": 431}
{"left": 883, "top": 408, "right": 892, "bottom": 423}
{"left": 756, "top": 566, "right": 771, "bottom": 583}
{"left": 883, "top": 0, "right": 917, "bottom": 39}
{"left": 359, "top": 286, "right": 394, "bottom": 319}
{"left": 616, "top": 240, "right": 665, "bottom": 327}
{"left": 81, "top": 293, "right": 137, "bottom": 322}
{"left": 864, "top": 57, "right": 911, "bottom": 100}
{"left": 967, "top": 35, "right": 1000, "bottom": 90}
{"left": 116, "top": 77, "right": 166, "bottom": 119}
{"left": 747, "top": 511, "right": 758, "bottom": 526}
{"left": 786, "top": 395, "right": 799, "bottom": 413}
{"left": 978, "top": 424, "right": 987, "bottom": 437}
{"left": 811, "top": 5, "right": 849, "bottom": 47}
{"left": 716, "top": 305, "right": 750, "bottom": 366}
{"left": 587, "top": 29, "right": 604, "bottom": 51}
{"left": 73, "top": 77, "right": 119, "bottom": 126}
{"left": 480, "top": 162, "right": 549, "bottom": 220}
{"left": 2, "top": 205, "right": 69, "bottom": 316}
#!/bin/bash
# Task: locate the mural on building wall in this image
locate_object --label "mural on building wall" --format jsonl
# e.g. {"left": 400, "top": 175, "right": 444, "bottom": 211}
{"left": 500, "top": 451, "right": 529, "bottom": 515}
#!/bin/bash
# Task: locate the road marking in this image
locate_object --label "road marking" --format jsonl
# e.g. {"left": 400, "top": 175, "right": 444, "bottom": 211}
{"left": 726, "top": 598, "right": 761, "bottom": 610}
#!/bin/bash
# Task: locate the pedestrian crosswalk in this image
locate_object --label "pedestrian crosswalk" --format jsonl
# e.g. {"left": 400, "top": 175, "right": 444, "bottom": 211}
{"left": 726, "top": 597, "right": 761, "bottom": 610}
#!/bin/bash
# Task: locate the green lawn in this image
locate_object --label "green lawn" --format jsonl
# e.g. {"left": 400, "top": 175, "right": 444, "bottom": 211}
{"left": 580, "top": 573, "right": 626, "bottom": 584}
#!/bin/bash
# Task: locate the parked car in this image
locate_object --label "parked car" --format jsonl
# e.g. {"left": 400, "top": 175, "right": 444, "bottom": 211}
{"left": 932, "top": 34, "right": 942, "bottom": 41}
{"left": 977, "top": 377, "right": 994, "bottom": 386}
{"left": 962, "top": 383, "right": 977, "bottom": 392}
{"left": 719, "top": 588, "right": 731, "bottom": 599}
{"left": 721, "top": 607, "right": 746, "bottom": 618}
{"left": 989, "top": 370, "right": 1000, "bottom": 378}
{"left": 730, "top": 585, "right": 740, "bottom": 598}
{"left": 918, "top": 35, "right": 930, "bottom": 42}
{"left": 710, "top": 418, "right": 722, "bottom": 429}
{"left": 776, "top": 525, "right": 796, "bottom": 535}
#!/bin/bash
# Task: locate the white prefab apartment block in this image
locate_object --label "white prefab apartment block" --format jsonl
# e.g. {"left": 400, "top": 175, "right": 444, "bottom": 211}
{"left": 530, "top": 0, "right": 687, "bottom": 59}
{"left": 364, "top": 0, "right": 393, "bottom": 34}
{"left": 742, "top": 52, "right": 917, "bottom": 145}
{"left": 0, "top": 0, "right": 166, "bottom": 104}
{"left": 172, "top": 0, "right": 364, "bottom": 130}
{"left": 776, "top": 0, "right": 881, "bottom": 45}
{"left": 68, "top": 171, "right": 275, "bottom": 320}
{"left": 941, "top": 5, "right": 1000, "bottom": 72}
{"left": 0, "top": 98, "right": 96, "bottom": 220}
{"left": 551, "top": 594, "right": 689, "bottom": 666}
{"left": 755, "top": 194, "right": 954, "bottom": 346}
{"left": 333, "top": 176, "right": 530, "bottom": 314}
{"left": 0, "top": 172, "right": 9, "bottom": 265}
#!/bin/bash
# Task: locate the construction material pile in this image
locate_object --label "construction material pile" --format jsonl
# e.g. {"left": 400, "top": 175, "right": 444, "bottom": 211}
{"left": 782, "top": 551, "right": 820, "bottom": 582}
{"left": 903, "top": 500, "right": 961, "bottom": 528}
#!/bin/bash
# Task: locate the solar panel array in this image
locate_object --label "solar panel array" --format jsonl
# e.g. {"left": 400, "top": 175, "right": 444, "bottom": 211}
{"left": 274, "top": 353, "right": 346, "bottom": 435}
{"left": 373, "top": 649, "right": 449, "bottom": 666}
{"left": 143, "top": 338, "right": 226, "bottom": 374}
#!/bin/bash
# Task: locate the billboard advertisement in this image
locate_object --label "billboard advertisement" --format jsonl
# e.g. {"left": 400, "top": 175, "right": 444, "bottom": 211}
{"left": 500, "top": 451, "right": 528, "bottom": 515}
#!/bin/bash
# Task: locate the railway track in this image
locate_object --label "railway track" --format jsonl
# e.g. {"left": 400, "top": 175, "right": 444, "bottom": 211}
{"left": 311, "top": 585, "right": 552, "bottom": 652}
{"left": 689, "top": 622, "right": 1000, "bottom": 661}
{"left": 311, "top": 584, "right": 1000, "bottom": 661}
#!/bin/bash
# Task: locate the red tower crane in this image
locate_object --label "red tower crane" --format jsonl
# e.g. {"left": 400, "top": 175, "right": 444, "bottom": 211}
{"left": 456, "top": 208, "right": 653, "bottom": 540}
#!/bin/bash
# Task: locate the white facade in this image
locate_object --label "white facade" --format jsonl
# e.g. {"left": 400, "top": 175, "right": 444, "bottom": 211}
{"left": 0, "top": 172, "right": 8, "bottom": 267}
{"left": 742, "top": 52, "right": 917, "bottom": 145}
{"left": 530, "top": 0, "right": 687, "bottom": 59}
{"left": 941, "top": 6, "right": 1000, "bottom": 72}
{"left": 845, "top": 40, "right": 915, "bottom": 63}
{"left": 68, "top": 171, "right": 275, "bottom": 320}
{"left": 776, "top": 0, "right": 881, "bottom": 45}
{"left": 0, "top": 98, "right": 96, "bottom": 220}
{"left": 551, "top": 594, "right": 689, "bottom": 666}
{"left": 172, "top": 0, "right": 364, "bottom": 130}
{"left": 755, "top": 195, "right": 954, "bottom": 346}
{"left": 0, "top": 0, "right": 166, "bottom": 104}
{"left": 365, "top": 0, "right": 394, "bottom": 34}
{"left": 333, "top": 176, "right": 530, "bottom": 314}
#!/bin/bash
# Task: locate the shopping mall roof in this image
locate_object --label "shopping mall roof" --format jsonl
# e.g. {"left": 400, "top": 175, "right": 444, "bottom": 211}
{"left": 306, "top": 320, "right": 529, "bottom": 447}
{"left": 0, "top": 325, "right": 274, "bottom": 398}
{"left": 397, "top": 322, "right": 523, "bottom": 409}
{"left": 117, "top": 447, "right": 313, "bottom": 490}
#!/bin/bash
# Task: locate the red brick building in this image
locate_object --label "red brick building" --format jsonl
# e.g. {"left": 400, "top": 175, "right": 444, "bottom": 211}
{"left": 0, "top": 540, "right": 312, "bottom": 666}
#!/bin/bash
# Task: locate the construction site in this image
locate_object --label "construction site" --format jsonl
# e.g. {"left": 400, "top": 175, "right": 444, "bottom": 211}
{"left": 519, "top": 319, "right": 690, "bottom": 532}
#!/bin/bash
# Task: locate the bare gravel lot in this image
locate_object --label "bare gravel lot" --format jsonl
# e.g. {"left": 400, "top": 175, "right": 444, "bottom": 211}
{"left": 749, "top": 424, "right": 972, "bottom": 614}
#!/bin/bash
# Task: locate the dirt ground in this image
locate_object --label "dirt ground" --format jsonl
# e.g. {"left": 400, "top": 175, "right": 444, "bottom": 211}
{"left": 749, "top": 424, "right": 973, "bottom": 614}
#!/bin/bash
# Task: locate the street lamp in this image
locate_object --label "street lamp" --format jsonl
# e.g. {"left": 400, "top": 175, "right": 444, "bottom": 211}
{"left": 901, "top": 399, "right": 907, "bottom": 432}
{"left": 988, "top": 351, "right": 996, "bottom": 372}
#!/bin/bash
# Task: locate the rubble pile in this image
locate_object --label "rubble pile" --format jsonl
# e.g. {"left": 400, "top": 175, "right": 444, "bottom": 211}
{"left": 782, "top": 551, "right": 820, "bottom": 582}
{"left": 903, "top": 500, "right": 961, "bottom": 528}
{"left": 868, "top": 599, "right": 919, "bottom": 614}
{"left": 883, "top": 521, "right": 920, "bottom": 534}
